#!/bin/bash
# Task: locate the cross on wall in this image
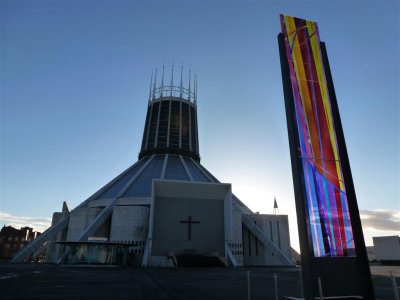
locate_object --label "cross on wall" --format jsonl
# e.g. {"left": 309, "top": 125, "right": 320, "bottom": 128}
{"left": 179, "top": 216, "right": 200, "bottom": 241}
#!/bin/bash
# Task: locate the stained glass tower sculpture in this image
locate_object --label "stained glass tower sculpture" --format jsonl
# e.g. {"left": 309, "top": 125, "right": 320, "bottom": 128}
{"left": 278, "top": 15, "right": 374, "bottom": 299}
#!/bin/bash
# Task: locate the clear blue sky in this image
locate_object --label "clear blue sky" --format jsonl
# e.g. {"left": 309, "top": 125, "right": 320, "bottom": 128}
{"left": 1, "top": 0, "right": 399, "bottom": 251}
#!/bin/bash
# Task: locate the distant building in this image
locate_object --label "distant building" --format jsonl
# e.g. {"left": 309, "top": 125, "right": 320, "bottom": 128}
{"left": 0, "top": 226, "right": 41, "bottom": 259}
{"left": 373, "top": 236, "right": 400, "bottom": 263}
{"left": 366, "top": 246, "right": 376, "bottom": 261}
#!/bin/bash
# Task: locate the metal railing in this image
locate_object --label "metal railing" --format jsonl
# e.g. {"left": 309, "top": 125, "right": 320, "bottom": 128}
{"left": 150, "top": 85, "right": 197, "bottom": 103}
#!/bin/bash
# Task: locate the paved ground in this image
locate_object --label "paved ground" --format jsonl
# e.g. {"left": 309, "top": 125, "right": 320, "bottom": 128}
{"left": 0, "top": 263, "right": 398, "bottom": 299}
{"left": 370, "top": 265, "right": 400, "bottom": 277}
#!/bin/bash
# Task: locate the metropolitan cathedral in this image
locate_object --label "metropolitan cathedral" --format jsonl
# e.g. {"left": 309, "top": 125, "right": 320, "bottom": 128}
{"left": 12, "top": 67, "right": 293, "bottom": 267}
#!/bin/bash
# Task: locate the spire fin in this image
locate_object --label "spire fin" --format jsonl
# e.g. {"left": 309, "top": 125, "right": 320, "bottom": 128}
{"left": 161, "top": 65, "right": 165, "bottom": 97}
{"left": 170, "top": 65, "right": 174, "bottom": 97}
{"left": 188, "top": 68, "right": 191, "bottom": 101}
{"left": 194, "top": 73, "right": 197, "bottom": 103}
{"left": 148, "top": 69, "right": 153, "bottom": 102}
{"left": 180, "top": 64, "right": 183, "bottom": 98}
{"left": 152, "top": 67, "right": 158, "bottom": 100}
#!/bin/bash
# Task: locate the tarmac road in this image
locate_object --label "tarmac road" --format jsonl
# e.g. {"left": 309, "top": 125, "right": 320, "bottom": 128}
{"left": 0, "top": 262, "right": 398, "bottom": 300}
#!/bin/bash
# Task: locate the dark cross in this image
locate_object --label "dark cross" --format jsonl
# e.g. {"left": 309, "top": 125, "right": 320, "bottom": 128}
{"left": 179, "top": 216, "right": 200, "bottom": 241}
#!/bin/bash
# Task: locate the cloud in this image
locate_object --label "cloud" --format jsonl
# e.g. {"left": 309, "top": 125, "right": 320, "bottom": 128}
{"left": 360, "top": 209, "right": 400, "bottom": 232}
{"left": 0, "top": 209, "right": 398, "bottom": 248}
{"left": 0, "top": 212, "right": 51, "bottom": 232}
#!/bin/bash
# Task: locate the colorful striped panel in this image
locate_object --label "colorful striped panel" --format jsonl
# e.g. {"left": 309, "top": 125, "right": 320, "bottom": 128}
{"left": 280, "top": 15, "right": 355, "bottom": 257}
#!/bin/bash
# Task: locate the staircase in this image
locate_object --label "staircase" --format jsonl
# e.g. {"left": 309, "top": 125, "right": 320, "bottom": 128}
{"left": 242, "top": 214, "right": 293, "bottom": 266}
{"left": 176, "top": 255, "right": 227, "bottom": 267}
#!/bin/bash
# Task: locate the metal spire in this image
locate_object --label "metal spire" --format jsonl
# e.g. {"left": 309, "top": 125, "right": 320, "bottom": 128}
{"left": 160, "top": 65, "right": 165, "bottom": 97}
{"left": 152, "top": 67, "right": 158, "bottom": 100}
{"left": 180, "top": 64, "right": 183, "bottom": 98}
{"left": 273, "top": 195, "right": 279, "bottom": 215}
{"left": 188, "top": 68, "right": 191, "bottom": 101}
{"left": 148, "top": 69, "right": 153, "bottom": 102}
{"left": 194, "top": 73, "right": 197, "bottom": 103}
{"left": 62, "top": 201, "right": 69, "bottom": 213}
{"left": 170, "top": 65, "right": 174, "bottom": 97}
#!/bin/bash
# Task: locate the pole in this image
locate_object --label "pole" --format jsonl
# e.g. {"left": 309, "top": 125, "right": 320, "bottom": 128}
{"left": 274, "top": 273, "right": 279, "bottom": 300}
{"left": 318, "top": 277, "right": 324, "bottom": 300}
{"left": 247, "top": 270, "right": 251, "bottom": 300}
{"left": 391, "top": 272, "right": 399, "bottom": 300}
{"left": 299, "top": 269, "right": 304, "bottom": 298}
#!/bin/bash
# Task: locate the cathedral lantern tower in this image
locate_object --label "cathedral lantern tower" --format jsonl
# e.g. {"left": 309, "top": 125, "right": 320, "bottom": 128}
{"left": 139, "top": 66, "right": 200, "bottom": 161}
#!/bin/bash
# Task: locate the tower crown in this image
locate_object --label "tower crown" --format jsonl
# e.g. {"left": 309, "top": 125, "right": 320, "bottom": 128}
{"left": 139, "top": 66, "right": 200, "bottom": 161}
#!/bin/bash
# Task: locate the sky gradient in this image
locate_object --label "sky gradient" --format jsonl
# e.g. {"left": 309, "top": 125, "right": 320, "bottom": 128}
{"left": 1, "top": 0, "right": 399, "bottom": 251}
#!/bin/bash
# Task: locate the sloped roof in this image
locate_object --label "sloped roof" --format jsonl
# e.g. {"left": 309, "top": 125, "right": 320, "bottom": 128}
{"left": 92, "top": 154, "right": 214, "bottom": 201}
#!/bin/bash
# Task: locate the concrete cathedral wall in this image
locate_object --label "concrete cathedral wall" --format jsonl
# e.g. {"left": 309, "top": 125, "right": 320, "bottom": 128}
{"left": 243, "top": 214, "right": 291, "bottom": 266}
{"left": 46, "top": 190, "right": 292, "bottom": 267}
{"left": 231, "top": 206, "right": 244, "bottom": 265}
{"left": 110, "top": 206, "right": 149, "bottom": 243}
{"left": 152, "top": 196, "right": 225, "bottom": 257}
{"left": 66, "top": 207, "right": 103, "bottom": 241}
{"left": 46, "top": 212, "right": 68, "bottom": 263}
